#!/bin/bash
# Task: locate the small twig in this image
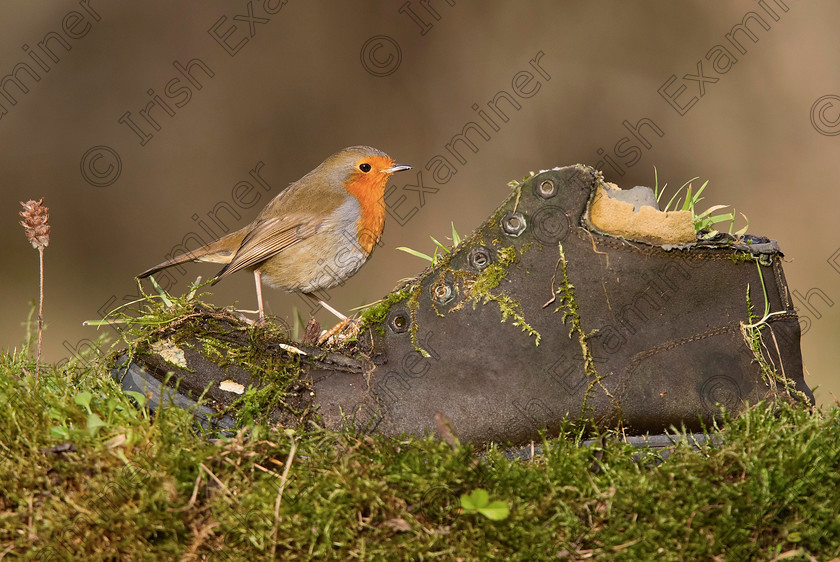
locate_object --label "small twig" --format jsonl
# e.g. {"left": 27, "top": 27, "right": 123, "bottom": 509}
{"left": 584, "top": 229, "right": 610, "bottom": 268}
{"left": 37, "top": 247, "right": 44, "bottom": 378}
{"left": 512, "top": 182, "right": 523, "bottom": 214}
{"left": 270, "top": 436, "right": 298, "bottom": 559}
{"left": 183, "top": 520, "right": 218, "bottom": 561}
{"left": 434, "top": 411, "right": 460, "bottom": 450}
{"left": 253, "top": 463, "right": 283, "bottom": 479}
{"left": 169, "top": 471, "right": 203, "bottom": 512}
{"left": 769, "top": 329, "right": 784, "bottom": 379}
{"left": 543, "top": 248, "right": 567, "bottom": 308}
{"left": 199, "top": 463, "right": 231, "bottom": 496}
{"left": 27, "top": 495, "right": 34, "bottom": 541}
{"left": 741, "top": 260, "right": 785, "bottom": 330}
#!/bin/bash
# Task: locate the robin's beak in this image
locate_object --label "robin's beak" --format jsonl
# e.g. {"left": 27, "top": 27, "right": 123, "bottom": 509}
{"left": 383, "top": 164, "right": 412, "bottom": 174}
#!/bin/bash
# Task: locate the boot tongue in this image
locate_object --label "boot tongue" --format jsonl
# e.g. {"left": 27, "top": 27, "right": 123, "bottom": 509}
{"left": 588, "top": 182, "right": 696, "bottom": 245}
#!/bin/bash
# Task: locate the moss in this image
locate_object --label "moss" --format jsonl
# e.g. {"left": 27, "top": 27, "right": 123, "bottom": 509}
{"left": 100, "top": 285, "right": 308, "bottom": 427}
{"left": 395, "top": 233, "right": 542, "bottom": 349}
{"left": 741, "top": 277, "right": 809, "bottom": 403}
{"left": 552, "top": 242, "right": 619, "bottom": 423}
{"left": 359, "top": 286, "right": 415, "bottom": 335}
{"left": 352, "top": 280, "right": 430, "bottom": 355}
{"left": 728, "top": 251, "right": 754, "bottom": 264}
{"left": 217, "top": 323, "right": 310, "bottom": 426}
{"left": 4, "top": 348, "right": 840, "bottom": 560}
{"left": 228, "top": 354, "right": 307, "bottom": 426}
{"left": 356, "top": 182, "right": 543, "bottom": 350}
{"left": 487, "top": 292, "right": 540, "bottom": 344}
{"left": 461, "top": 246, "right": 541, "bottom": 345}
{"left": 552, "top": 242, "right": 595, "bottom": 376}
{"left": 445, "top": 245, "right": 540, "bottom": 345}
{"left": 467, "top": 246, "right": 516, "bottom": 294}
{"left": 407, "top": 284, "right": 426, "bottom": 355}
{"left": 3, "top": 294, "right": 840, "bottom": 559}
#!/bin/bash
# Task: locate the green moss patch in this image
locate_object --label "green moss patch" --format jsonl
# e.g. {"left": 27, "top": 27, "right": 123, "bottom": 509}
{"left": 551, "top": 242, "right": 620, "bottom": 423}
{"left": 2, "top": 344, "right": 839, "bottom": 559}
{"left": 98, "top": 282, "right": 310, "bottom": 428}
{"left": 359, "top": 285, "right": 416, "bottom": 336}
{"left": 457, "top": 245, "right": 541, "bottom": 345}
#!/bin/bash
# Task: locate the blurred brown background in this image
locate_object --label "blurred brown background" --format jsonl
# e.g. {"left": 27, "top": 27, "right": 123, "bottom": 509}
{"left": 2, "top": 1, "right": 837, "bottom": 405}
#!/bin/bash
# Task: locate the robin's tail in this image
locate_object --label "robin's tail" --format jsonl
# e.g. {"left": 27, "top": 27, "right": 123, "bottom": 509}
{"left": 136, "top": 229, "right": 248, "bottom": 279}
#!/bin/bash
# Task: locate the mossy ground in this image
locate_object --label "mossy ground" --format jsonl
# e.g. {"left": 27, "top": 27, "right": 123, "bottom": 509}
{"left": 2, "top": 310, "right": 840, "bottom": 559}
{"left": 99, "top": 285, "right": 311, "bottom": 429}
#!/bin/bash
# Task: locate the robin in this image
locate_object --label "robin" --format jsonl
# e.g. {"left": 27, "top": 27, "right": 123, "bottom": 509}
{"left": 137, "top": 146, "right": 411, "bottom": 326}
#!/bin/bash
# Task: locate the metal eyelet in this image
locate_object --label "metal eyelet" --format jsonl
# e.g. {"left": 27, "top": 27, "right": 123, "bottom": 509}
{"left": 537, "top": 179, "right": 556, "bottom": 199}
{"left": 468, "top": 247, "right": 492, "bottom": 271}
{"left": 389, "top": 312, "right": 410, "bottom": 333}
{"left": 501, "top": 211, "right": 527, "bottom": 237}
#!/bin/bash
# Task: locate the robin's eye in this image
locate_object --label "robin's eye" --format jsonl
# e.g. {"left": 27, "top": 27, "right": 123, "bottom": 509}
{"left": 359, "top": 163, "right": 372, "bottom": 173}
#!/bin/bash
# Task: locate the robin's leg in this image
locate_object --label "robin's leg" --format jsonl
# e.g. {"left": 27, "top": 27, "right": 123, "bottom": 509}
{"left": 254, "top": 270, "right": 265, "bottom": 322}
{"left": 304, "top": 293, "right": 347, "bottom": 322}
{"left": 304, "top": 293, "right": 355, "bottom": 345}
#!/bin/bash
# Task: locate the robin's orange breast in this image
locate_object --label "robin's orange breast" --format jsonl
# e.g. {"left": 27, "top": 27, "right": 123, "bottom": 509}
{"left": 342, "top": 154, "right": 393, "bottom": 255}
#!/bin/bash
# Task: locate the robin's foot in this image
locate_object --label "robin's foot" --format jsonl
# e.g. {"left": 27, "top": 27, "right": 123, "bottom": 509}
{"left": 232, "top": 307, "right": 273, "bottom": 326}
{"left": 317, "top": 318, "right": 360, "bottom": 346}
{"left": 234, "top": 309, "right": 260, "bottom": 325}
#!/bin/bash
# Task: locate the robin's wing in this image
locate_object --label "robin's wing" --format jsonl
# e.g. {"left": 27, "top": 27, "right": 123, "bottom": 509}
{"left": 211, "top": 215, "right": 321, "bottom": 283}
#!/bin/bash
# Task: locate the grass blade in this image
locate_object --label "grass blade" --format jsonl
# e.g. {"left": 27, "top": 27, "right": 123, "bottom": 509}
{"left": 653, "top": 166, "right": 660, "bottom": 201}
{"left": 694, "top": 205, "right": 731, "bottom": 220}
{"left": 396, "top": 247, "right": 434, "bottom": 263}
{"left": 149, "top": 276, "right": 173, "bottom": 308}
{"left": 681, "top": 184, "right": 694, "bottom": 211}
{"left": 664, "top": 186, "right": 685, "bottom": 212}
{"left": 734, "top": 212, "right": 750, "bottom": 237}
{"left": 693, "top": 179, "right": 709, "bottom": 200}
{"left": 429, "top": 236, "right": 451, "bottom": 254}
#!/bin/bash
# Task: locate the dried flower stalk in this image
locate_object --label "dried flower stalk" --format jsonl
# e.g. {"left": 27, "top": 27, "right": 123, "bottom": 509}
{"left": 20, "top": 198, "right": 50, "bottom": 378}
